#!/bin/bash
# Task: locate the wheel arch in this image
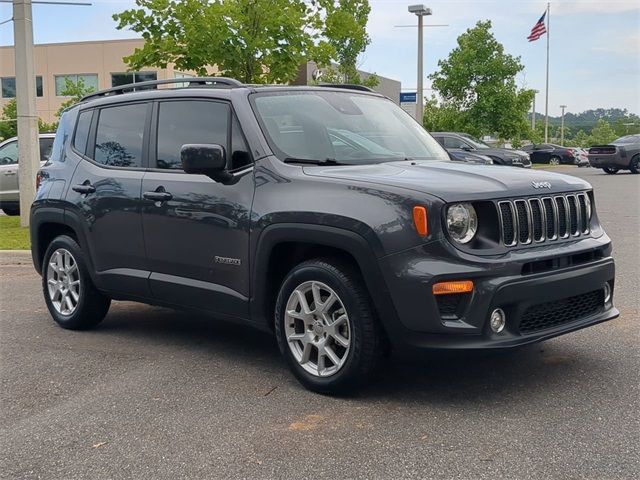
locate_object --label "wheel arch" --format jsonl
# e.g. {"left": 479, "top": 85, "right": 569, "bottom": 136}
{"left": 251, "top": 223, "right": 400, "bottom": 337}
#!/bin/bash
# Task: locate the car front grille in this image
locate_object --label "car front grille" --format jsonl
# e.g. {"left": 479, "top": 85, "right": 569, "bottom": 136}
{"left": 519, "top": 289, "right": 603, "bottom": 334}
{"left": 497, "top": 192, "right": 590, "bottom": 247}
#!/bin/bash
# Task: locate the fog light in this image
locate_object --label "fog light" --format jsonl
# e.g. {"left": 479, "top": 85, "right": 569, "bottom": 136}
{"left": 603, "top": 282, "right": 612, "bottom": 304}
{"left": 489, "top": 308, "right": 506, "bottom": 333}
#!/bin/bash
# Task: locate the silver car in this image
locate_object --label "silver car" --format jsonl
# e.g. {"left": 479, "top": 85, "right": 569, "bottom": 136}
{"left": 0, "top": 133, "right": 54, "bottom": 215}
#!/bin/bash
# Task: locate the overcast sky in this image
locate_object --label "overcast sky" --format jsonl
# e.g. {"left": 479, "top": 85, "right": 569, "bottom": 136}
{"left": 1, "top": 0, "right": 638, "bottom": 116}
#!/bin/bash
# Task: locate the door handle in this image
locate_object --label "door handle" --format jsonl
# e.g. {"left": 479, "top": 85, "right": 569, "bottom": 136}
{"left": 143, "top": 187, "right": 173, "bottom": 203}
{"left": 72, "top": 182, "right": 96, "bottom": 194}
{"left": 3, "top": 171, "right": 16, "bottom": 176}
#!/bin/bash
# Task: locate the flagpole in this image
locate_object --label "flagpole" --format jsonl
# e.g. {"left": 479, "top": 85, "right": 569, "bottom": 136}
{"left": 544, "top": 2, "right": 550, "bottom": 142}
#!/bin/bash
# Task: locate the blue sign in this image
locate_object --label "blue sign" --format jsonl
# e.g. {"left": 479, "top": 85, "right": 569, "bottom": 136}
{"left": 400, "top": 92, "right": 417, "bottom": 103}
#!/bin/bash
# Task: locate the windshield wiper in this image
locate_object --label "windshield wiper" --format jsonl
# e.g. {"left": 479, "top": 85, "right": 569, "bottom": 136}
{"left": 283, "top": 157, "right": 346, "bottom": 166}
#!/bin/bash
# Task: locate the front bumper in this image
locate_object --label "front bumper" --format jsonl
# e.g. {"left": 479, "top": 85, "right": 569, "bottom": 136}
{"left": 379, "top": 236, "right": 618, "bottom": 350}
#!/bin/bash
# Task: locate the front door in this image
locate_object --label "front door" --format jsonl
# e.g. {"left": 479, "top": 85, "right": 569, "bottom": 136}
{"left": 141, "top": 99, "right": 255, "bottom": 319}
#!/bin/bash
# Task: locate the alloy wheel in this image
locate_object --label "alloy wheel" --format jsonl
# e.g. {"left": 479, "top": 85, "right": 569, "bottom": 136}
{"left": 284, "top": 281, "right": 351, "bottom": 377}
{"left": 549, "top": 157, "right": 560, "bottom": 166}
{"left": 46, "top": 248, "right": 81, "bottom": 316}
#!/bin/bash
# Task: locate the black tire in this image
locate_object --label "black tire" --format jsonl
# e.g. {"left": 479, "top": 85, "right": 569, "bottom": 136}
{"left": 548, "top": 156, "right": 561, "bottom": 166}
{"left": 629, "top": 155, "right": 640, "bottom": 174}
{"left": 1, "top": 206, "right": 19, "bottom": 216}
{"left": 603, "top": 167, "right": 619, "bottom": 175}
{"left": 275, "top": 258, "right": 385, "bottom": 395}
{"left": 42, "top": 235, "right": 111, "bottom": 330}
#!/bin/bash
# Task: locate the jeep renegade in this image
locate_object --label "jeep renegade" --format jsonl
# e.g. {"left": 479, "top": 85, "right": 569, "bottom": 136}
{"left": 31, "top": 78, "right": 618, "bottom": 394}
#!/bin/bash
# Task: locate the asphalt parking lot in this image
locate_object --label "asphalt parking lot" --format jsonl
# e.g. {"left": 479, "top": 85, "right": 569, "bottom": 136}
{"left": 1, "top": 167, "right": 638, "bottom": 480}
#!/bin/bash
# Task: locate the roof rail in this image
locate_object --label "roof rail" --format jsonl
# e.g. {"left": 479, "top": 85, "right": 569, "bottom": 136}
{"left": 317, "top": 83, "right": 374, "bottom": 93}
{"left": 81, "top": 77, "right": 244, "bottom": 102}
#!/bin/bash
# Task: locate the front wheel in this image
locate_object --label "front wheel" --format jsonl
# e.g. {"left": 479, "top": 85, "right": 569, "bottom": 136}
{"left": 275, "top": 258, "right": 385, "bottom": 394}
{"left": 629, "top": 155, "right": 640, "bottom": 174}
{"left": 42, "top": 235, "right": 111, "bottom": 330}
{"left": 603, "top": 167, "right": 619, "bottom": 175}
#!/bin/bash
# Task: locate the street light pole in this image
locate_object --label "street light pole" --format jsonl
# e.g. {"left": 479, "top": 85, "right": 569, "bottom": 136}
{"left": 13, "top": 0, "right": 39, "bottom": 227}
{"left": 408, "top": 4, "right": 432, "bottom": 127}
{"left": 560, "top": 104, "right": 567, "bottom": 146}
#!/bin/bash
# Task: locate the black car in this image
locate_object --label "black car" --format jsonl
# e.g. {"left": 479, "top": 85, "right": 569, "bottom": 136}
{"left": 431, "top": 131, "right": 532, "bottom": 168}
{"left": 447, "top": 149, "right": 494, "bottom": 165}
{"left": 520, "top": 143, "right": 578, "bottom": 165}
{"left": 30, "top": 78, "right": 617, "bottom": 394}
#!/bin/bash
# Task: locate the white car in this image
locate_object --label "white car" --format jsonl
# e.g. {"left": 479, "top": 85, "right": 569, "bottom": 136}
{"left": 0, "top": 133, "right": 54, "bottom": 215}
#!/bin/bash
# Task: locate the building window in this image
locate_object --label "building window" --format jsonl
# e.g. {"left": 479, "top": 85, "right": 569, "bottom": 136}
{"left": 1, "top": 76, "right": 44, "bottom": 98}
{"left": 111, "top": 72, "right": 157, "bottom": 88}
{"left": 55, "top": 74, "right": 99, "bottom": 96}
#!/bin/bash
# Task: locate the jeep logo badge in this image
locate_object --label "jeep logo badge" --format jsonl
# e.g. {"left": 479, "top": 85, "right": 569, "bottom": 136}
{"left": 532, "top": 181, "right": 552, "bottom": 189}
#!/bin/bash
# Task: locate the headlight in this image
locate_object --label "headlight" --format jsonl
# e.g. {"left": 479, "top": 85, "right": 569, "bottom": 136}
{"left": 446, "top": 203, "right": 478, "bottom": 244}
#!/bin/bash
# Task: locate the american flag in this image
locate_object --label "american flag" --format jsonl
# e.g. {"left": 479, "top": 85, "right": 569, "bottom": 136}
{"left": 527, "top": 11, "right": 547, "bottom": 42}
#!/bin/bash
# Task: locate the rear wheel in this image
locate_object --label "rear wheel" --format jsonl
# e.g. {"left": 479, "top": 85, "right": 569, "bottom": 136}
{"left": 603, "top": 167, "right": 619, "bottom": 175}
{"left": 42, "top": 235, "right": 110, "bottom": 330}
{"left": 629, "top": 155, "right": 640, "bottom": 174}
{"left": 275, "top": 258, "right": 384, "bottom": 394}
{"left": 548, "top": 156, "right": 561, "bottom": 166}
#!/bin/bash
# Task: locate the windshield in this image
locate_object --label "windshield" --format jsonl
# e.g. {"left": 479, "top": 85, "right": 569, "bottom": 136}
{"left": 613, "top": 134, "right": 640, "bottom": 144}
{"left": 251, "top": 90, "right": 450, "bottom": 164}
{"left": 459, "top": 133, "right": 491, "bottom": 149}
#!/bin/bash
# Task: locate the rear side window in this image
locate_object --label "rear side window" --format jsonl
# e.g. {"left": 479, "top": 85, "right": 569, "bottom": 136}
{"left": 39, "top": 137, "right": 54, "bottom": 161}
{"left": 94, "top": 104, "right": 147, "bottom": 168}
{"left": 49, "top": 111, "right": 74, "bottom": 163}
{"left": 156, "top": 100, "right": 229, "bottom": 170}
{"left": 73, "top": 110, "right": 93, "bottom": 155}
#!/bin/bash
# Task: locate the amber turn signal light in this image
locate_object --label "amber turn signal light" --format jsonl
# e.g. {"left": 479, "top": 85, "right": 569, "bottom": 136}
{"left": 413, "top": 206, "right": 428, "bottom": 236}
{"left": 432, "top": 280, "right": 474, "bottom": 295}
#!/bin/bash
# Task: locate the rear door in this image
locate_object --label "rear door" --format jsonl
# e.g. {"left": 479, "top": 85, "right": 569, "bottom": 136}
{"left": 66, "top": 102, "right": 151, "bottom": 296}
{"left": 141, "top": 98, "right": 255, "bottom": 318}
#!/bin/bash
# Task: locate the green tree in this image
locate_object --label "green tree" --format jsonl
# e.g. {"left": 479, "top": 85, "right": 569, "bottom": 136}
{"left": 113, "top": 0, "right": 320, "bottom": 84}
{"left": 0, "top": 100, "right": 17, "bottom": 140}
{"left": 571, "top": 129, "right": 590, "bottom": 148}
{"left": 423, "top": 96, "right": 465, "bottom": 132}
{"left": 316, "top": 1, "right": 378, "bottom": 87}
{"left": 55, "top": 77, "right": 96, "bottom": 118}
{"left": 588, "top": 119, "right": 617, "bottom": 145}
{"left": 428, "top": 20, "right": 534, "bottom": 139}
{"left": 0, "top": 99, "right": 57, "bottom": 139}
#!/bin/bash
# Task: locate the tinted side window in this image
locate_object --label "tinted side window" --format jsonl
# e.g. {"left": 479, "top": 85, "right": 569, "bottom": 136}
{"left": 443, "top": 136, "right": 467, "bottom": 149}
{"left": 231, "top": 115, "right": 251, "bottom": 170}
{"left": 73, "top": 110, "right": 93, "bottom": 155}
{"left": 156, "top": 101, "right": 229, "bottom": 170}
{"left": 94, "top": 104, "right": 147, "bottom": 167}
{"left": 39, "top": 137, "right": 54, "bottom": 162}
{"left": 50, "top": 111, "right": 73, "bottom": 163}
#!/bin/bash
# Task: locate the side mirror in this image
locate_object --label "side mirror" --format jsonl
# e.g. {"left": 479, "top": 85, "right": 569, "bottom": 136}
{"left": 461, "top": 145, "right": 473, "bottom": 151}
{"left": 181, "top": 144, "right": 231, "bottom": 182}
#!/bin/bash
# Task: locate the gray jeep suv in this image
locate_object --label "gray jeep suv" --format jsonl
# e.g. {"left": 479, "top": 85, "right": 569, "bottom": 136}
{"left": 31, "top": 78, "right": 618, "bottom": 394}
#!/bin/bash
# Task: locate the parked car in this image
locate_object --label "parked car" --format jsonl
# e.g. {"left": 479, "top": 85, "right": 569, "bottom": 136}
{"left": 431, "top": 132, "right": 531, "bottom": 168}
{"left": 588, "top": 134, "right": 640, "bottom": 174}
{"left": 572, "top": 148, "right": 590, "bottom": 167}
{"left": 447, "top": 149, "right": 494, "bottom": 165}
{"left": 0, "top": 133, "right": 54, "bottom": 215}
{"left": 520, "top": 143, "right": 579, "bottom": 165}
{"left": 31, "top": 78, "right": 618, "bottom": 394}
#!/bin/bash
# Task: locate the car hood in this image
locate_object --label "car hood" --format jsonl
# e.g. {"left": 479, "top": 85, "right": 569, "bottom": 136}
{"left": 303, "top": 160, "right": 590, "bottom": 202}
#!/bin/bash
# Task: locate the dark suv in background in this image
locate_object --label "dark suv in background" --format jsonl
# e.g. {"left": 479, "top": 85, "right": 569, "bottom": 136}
{"left": 432, "top": 131, "right": 532, "bottom": 168}
{"left": 31, "top": 78, "right": 618, "bottom": 394}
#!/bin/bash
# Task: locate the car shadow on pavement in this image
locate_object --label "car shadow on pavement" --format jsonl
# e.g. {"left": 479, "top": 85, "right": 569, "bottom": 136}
{"left": 96, "top": 302, "right": 608, "bottom": 403}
